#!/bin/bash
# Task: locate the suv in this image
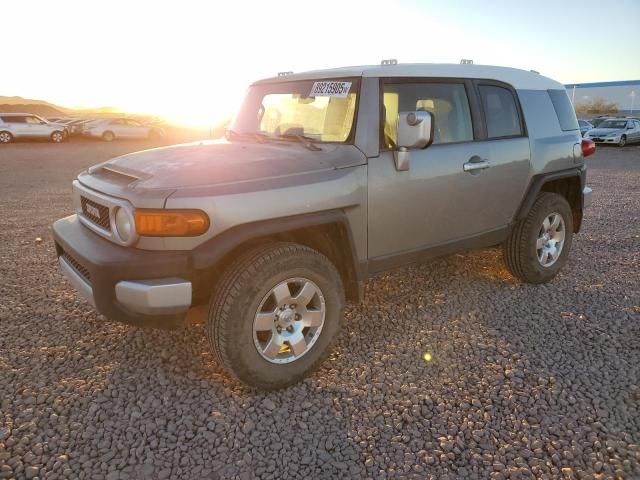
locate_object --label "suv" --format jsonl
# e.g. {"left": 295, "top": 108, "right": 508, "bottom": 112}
{"left": 0, "top": 113, "right": 68, "bottom": 143}
{"left": 53, "top": 63, "right": 594, "bottom": 389}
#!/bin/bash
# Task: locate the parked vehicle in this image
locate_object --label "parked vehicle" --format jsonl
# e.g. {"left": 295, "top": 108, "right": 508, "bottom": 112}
{"left": 578, "top": 119, "right": 593, "bottom": 136}
{"left": 66, "top": 118, "right": 94, "bottom": 136}
{"left": 82, "top": 118, "right": 165, "bottom": 141}
{"left": 53, "top": 62, "right": 594, "bottom": 389}
{"left": 584, "top": 118, "right": 640, "bottom": 147}
{"left": 0, "top": 113, "right": 67, "bottom": 143}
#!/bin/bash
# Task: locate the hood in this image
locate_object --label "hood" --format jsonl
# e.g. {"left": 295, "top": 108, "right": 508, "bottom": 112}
{"left": 588, "top": 128, "right": 623, "bottom": 136}
{"left": 80, "top": 139, "right": 366, "bottom": 192}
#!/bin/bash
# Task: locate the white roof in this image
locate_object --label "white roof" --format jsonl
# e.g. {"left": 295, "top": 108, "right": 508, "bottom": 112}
{"left": 254, "top": 63, "right": 564, "bottom": 91}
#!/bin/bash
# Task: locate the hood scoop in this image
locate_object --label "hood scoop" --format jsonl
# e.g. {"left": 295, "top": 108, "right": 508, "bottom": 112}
{"left": 89, "top": 165, "right": 140, "bottom": 186}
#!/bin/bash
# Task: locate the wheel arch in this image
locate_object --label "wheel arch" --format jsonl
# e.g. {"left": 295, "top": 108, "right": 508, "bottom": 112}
{"left": 515, "top": 167, "right": 585, "bottom": 233}
{"left": 191, "top": 210, "right": 364, "bottom": 305}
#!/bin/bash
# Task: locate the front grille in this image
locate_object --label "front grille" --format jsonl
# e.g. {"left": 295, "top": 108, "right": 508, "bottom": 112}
{"left": 62, "top": 251, "right": 91, "bottom": 284}
{"left": 81, "top": 196, "right": 111, "bottom": 231}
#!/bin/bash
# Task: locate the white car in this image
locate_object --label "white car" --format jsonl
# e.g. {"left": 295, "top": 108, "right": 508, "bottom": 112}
{"left": 82, "top": 118, "right": 165, "bottom": 142}
{"left": 0, "top": 113, "right": 68, "bottom": 144}
{"left": 584, "top": 118, "right": 640, "bottom": 147}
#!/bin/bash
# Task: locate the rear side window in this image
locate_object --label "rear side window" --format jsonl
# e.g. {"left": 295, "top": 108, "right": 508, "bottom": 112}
{"left": 478, "top": 85, "right": 523, "bottom": 138}
{"left": 2, "top": 116, "right": 26, "bottom": 123}
{"left": 548, "top": 89, "right": 579, "bottom": 131}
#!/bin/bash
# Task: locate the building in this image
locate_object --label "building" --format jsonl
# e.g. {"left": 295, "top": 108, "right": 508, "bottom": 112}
{"left": 565, "top": 80, "right": 640, "bottom": 114}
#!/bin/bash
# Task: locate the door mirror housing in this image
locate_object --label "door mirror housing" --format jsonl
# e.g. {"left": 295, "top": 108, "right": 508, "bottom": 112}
{"left": 393, "top": 111, "right": 434, "bottom": 171}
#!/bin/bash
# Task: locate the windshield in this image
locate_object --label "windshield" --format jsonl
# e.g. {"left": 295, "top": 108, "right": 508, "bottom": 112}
{"left": 230, "top": 78, "right": 359, "bottom": 143}
{"left": 599, "top": 120, "right": 627, "bottom": 129}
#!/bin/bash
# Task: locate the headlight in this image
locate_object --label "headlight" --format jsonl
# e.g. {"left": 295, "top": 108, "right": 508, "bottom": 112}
{"left": 134, "top": 209, "right": 210, "bottom": 237}
{"left": 114, "top": 207, "right": 135, "bottom": 242}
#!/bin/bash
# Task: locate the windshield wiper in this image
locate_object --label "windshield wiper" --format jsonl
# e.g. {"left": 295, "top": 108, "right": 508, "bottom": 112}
{"left": 275, "top": 133, "right": 322, "bottom": 151}
{"left": 225, "top": 129, "right": 268, "bottom": 143}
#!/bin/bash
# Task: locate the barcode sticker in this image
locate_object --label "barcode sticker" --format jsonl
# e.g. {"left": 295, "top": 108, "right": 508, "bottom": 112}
{"left": 309, "top": 81, "right": 352, "bottom": 97}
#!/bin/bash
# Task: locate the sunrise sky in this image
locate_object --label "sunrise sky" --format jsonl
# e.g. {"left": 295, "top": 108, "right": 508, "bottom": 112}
{"left": 4, "top": 0, "right": 640, "bottom": 126}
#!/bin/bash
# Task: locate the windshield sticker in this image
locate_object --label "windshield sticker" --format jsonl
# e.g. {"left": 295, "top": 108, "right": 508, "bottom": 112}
{"left": 310, "top": 81, "right": 352, "bottom": 97}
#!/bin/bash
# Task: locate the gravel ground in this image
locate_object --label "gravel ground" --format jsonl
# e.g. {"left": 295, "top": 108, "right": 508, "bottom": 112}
{"left": 0, "top": 140, "right": 639, "bottom": 479}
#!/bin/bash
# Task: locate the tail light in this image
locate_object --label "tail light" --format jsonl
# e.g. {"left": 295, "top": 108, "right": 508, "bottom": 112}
{"left": 581, "top": 138, "right": 596, "bottom": 157}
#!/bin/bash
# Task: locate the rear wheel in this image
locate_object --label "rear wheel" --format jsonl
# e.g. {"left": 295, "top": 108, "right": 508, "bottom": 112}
{"left": 51, "top": 131, "right": 64, "bottom": 143}
{"left": 503, "top": 192, "right": 573, "bottom": 284}
{"left": 207, "top": 242, "right": 344, "bottom": 389}
{"left": 102, "top": 131, "right": 115, "bottom": 142}
{"left": 0, "top": 131, "right": 12, "bottom": 144}
{"left": 618, "top": 135, "right": 627, "bottom": 147}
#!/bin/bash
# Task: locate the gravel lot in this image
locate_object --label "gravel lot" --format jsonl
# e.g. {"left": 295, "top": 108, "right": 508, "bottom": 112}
{"left": 1, "top": 139, "right": 639, "bottom": 480}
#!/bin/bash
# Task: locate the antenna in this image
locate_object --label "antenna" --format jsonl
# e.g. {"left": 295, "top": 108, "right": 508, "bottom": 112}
{"left": 277, "top": 71, "right": 293, "bottom": 77}
{"left": 460, "top": 59, "right": 473, "bottom": 65}
{"left": 381, "top": 59, "right": 398, "bottom": 66}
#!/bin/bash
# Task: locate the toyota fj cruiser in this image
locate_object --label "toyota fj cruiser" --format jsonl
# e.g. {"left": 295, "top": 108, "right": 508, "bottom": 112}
{"left": 53, "top": 62, "right": 595, "bottom": 389}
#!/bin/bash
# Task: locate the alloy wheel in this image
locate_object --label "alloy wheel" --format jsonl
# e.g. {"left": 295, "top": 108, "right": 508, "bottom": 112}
{"left": 536, "top": 212, "right": 565, "bottom": 267}
{"left": 253, "top": 277, "right": 326, "bottom": 364}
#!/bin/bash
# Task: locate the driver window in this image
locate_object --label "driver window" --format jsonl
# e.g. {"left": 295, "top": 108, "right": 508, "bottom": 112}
{"left": 382, "top": 83, "right": 473, "bottom": 148}
{"left": 25, "top": 116, "right": 43, "bottom": 125}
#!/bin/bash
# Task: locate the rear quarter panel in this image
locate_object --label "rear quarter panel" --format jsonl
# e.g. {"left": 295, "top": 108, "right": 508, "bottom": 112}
{"left": 518, "top": 89, "right": 583, "bottom": 175}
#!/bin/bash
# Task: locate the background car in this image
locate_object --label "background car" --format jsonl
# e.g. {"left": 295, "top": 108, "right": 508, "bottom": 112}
{"left": 66, "top": 118, "right": 94, "bottom": 136}
{"left": 584, "top": 118, "right": 640, "bottom": 147}
{"left": 82, "top": 117, "right": 165, "bottom": 141}
{"left": 0, "top": 113, "right": 67, "bottom": 143}
{"left": 578, "top": 119, "right": 593, "bottom": 136}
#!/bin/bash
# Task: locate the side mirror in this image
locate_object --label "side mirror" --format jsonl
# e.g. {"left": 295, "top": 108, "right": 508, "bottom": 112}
{"left": 627, "top": 124, "right": 634, "bottom": 130}
{"left": 394, "top": 111, "right": 434, "bottom": 171}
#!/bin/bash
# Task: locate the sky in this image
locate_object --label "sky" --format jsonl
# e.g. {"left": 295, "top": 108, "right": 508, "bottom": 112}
{"left": 4, "top": 0, "right": 640, "bottom": 126}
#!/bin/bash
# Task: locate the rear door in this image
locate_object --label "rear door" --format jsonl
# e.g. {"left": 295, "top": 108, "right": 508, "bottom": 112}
{"left": 6, "top": 116, "right": 30, "bottom": 137}
{"left": 125, "top": 119, "right": 148, "bottom": 138}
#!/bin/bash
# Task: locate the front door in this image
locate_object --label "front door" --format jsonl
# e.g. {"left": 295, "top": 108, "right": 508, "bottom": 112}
{"left": 368, "top": 79, "right": 530, "bottom": 262}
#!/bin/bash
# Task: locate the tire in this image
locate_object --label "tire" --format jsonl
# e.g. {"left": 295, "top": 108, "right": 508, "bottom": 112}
{"left": 51, "top": 131, "right": 64, "bottom": 143}
{"left": 102, "top": 131, "right": 115, "bottom": 142}
{"left": 0, "top": 131, "right": 12, "bottom": 144}
{"left": 503, "top": 192, "right": 573, "bottom": 284}
{"left": 618, "top": 135, "right": 626, "bottom": 147}
{"left": 207, "top": 242, "right": 344, "bottom": 390}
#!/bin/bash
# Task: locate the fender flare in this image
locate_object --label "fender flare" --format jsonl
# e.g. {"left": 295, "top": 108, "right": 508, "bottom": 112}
{"left": 191, "top": 210, "right": 364, "bottom": 300}
{"left": 514, "top": 167, "right": 586, "bottom": 222}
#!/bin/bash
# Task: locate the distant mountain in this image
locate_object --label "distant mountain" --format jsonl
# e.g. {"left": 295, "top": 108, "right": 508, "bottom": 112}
{"left": 0, "top": 96, "right": 68, "bottom": 117}
{"left": 0, "top": 104, "right": 66, "bottom": 117}
{"left": 0, "top": 96, "right": 128, "bottom": 118}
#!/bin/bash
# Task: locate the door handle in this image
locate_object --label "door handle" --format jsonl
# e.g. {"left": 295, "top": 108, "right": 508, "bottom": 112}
{"left": 463, "top": 159, "right": 490, "bottom": 172}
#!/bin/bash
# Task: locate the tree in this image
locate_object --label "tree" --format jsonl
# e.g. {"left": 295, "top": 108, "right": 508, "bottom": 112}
{"left": 575, "top": 96, "right": 618, "bottom": 115}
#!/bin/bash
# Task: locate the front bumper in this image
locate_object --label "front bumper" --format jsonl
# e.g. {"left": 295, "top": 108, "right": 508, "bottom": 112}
{"left": 53, "top": 215, "right": 193, "bottom": 328}
{"left": 586, "top": 135, "right": 619, "bottom": 144}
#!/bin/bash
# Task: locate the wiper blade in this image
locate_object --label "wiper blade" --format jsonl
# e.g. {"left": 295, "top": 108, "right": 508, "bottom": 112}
{"left": 225, "top": 129, "right": 267, "bottom": 143}
{"left": 276, "top": 133, "right": 322, "bottom": 151}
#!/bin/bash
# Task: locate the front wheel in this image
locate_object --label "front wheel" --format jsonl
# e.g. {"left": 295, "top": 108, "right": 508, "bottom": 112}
{"left": 51, "top": 131, "right": 64, "bottom": 143}
{"left": 503, "top": 192, "right": 573, "bottom": 284}
{"left": 618, "top": 135, "right": 627, "bottom": 147}
{"left": 0, "top": 131, "right": 12, "bottom": 144}
{"left": 102, "top": 131, "right": 115, "bottom": 142}
{"left": 207, "top": 242, "right": 344, "bottom": 389}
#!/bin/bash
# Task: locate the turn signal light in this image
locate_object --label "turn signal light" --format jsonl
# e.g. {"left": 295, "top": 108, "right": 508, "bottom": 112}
{"left": 581, "top": 138, "right": 596, "bottom": 158}
{"left": 134, "top": 209, "right": 210, "bottom": 237}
